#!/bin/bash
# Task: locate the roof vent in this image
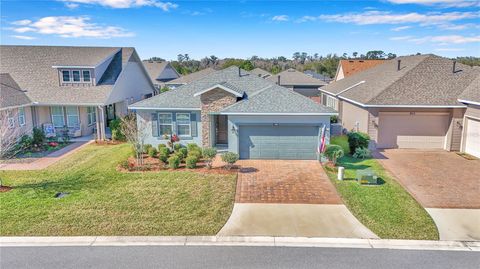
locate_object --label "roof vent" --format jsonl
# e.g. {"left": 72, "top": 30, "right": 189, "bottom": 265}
{"left": 453, "top": 60, "right": 457, "bottom": 73}
{"left": 277, "top": 75, "right": 281, "bottom": 85}
{"left": 397, "top": 59, "right": 401, "bottom": 71}
{"left": 238, "top": 66, "right": 241, "bottom": 77}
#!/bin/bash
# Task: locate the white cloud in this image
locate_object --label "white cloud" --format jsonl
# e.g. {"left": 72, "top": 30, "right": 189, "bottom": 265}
{"left": 391, "top": 34, "right": 480, "bottom": 44}
{"left": 10, "top": 16, "right": 134, "bottom": 39}
{"left": 318, "top": 11, "right": 480, "bottom": 25}
{"left": 59, "top": 0, "right": 178, "bottom": 10}
{"left": 272, "top": 15, "right": 289, "bottom": 21}
{"left": 434, "top": 48, "right": 466, "bottom": 52}
{"left": 391, "top": 25, "right": 412, "bottom": 31}
{"left": 390, "top": 35, "right": 414, "bottom": 40}
{"left": 387, "top": 0, "right": 479, "bottom": 8}
{"left": 65, "top": 2, "right": 80, "bottom": 9}
{"left": 11, "top": 20, "right": 32, "bottom": 26}
{"left": 296, "top": 16, "right": 317, "bottom": 23}
{"left": 438, "top": 23, "right": 480, "bottom": 30}
{"left": 11, "top": 35, "right": 36, "bottom": 40}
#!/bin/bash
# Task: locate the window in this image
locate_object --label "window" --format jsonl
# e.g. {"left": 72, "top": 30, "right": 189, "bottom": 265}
{"left": 51, "top": 106, "right": 65, "bottom": 127}
{"left": 82, "top": 70, "right": 91, "bottom": 82}
{"left": 176, "top": 113, "right": 191, "bottom": 137}
{"left": 7, "top": 110, "right": 15, "bottom": 129}
{"left": 72, "top": 70, "right": 81, "bottom": 82}
{"left": 62, "top": 71, "right": 71, "bottom": 82}
{"left": 158, "top": 113, "right": 173, "bottom": 135}
{"left": 87, "top": 107, "right": 96, "bottom": 126}
{"left": 326, "top": 95, "right": 338, "bottom": 110}
{"left": 66, "top": 107, "right": 80, "bottom": 128}
{"left": 18, "top": 107, "right": 26, "bottom": 126}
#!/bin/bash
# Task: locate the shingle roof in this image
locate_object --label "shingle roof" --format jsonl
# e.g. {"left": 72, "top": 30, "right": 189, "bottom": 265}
{"left": 0, "top": 73, "right": 31, "bottom": 110}
{"left": 142, "top": 61, "right": 179, "bottom": 83}
{"left": 321, "top": 54, "right": 479, "bottom": 106}
{"left": 165, "top": 68, "right": 216, "bottom": 85}
{"left": 249, "top": 68, "right": 272, "bottom": 78}
{"left": 130, "top": 66, "right": 335, "bottom": 114}
{"left": 0, "top": 45, "right": 135, "bottom": 105}
{"left": 221, "top": 85, "right": 337, "bottom": 114}
{"left": 336, "top": 59, "right": 386, "bottom": 80}
{"left": 304, "top": 70, "right": 333, "bottom": 83}
{"left": 268, "top": 68, "right": 327, "bottom": 86}
{"left": 458, "top": 69, "right": 480, "bottom": 104}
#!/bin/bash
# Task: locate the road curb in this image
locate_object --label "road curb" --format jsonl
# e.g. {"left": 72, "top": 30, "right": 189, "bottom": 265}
{"left": 1, "top": 236, "right": 478, "bottom": 251}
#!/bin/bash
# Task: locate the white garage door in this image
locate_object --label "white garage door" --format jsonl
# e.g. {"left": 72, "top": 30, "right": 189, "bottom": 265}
{"left": 465, "top": 118, "right": 480, "bottom": 158}
{"left": 378, "top": 113, "right": 450, "bottom": 149}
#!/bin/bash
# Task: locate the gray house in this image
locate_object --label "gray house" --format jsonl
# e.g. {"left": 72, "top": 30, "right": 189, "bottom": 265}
{"left": 142, "top": 61, "right": 180, "bottom": 91}
{"left": 165, "top": 68, "right": 216, "bottom": 89}
{"left": 129, "top": 66, "right": 337, "bottom": 160}
{"left": 267, "top": 68, "right": 327, "bottom": 103}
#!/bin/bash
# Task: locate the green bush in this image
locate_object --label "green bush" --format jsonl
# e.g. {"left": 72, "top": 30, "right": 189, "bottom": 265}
{"left": 330, "top": 115, "right": 338, "bottom": 124}
{"left": 32, "top": 127, "right": 45, "bottom": 145}
{"left": 174, "top": 143, "right": 182, "bottom": 152}
{"left": 158, "top": 144, "right": 167, "bottom": 151}
{"left": 167, "top": 155, "right": 180, "bottom": 169}
{"left": 147, "top": 147, "right": 157, "bottom": 158}
{"left": 18, "top": 135, "right": 33, "bottom": 150}
{"left": 347, "top": 132, "right": 370, "bottom": 154}
{"left": 188, "top": 149, "right": 202, "bottom": 160}
{"left": 178, "top": 148, "right": 188, "bottom": 159}
{"left": 143, "top": 144, "right": 153, "bottom": 154}
{"left": 158, "top": 147, "right": 169, "bottom": 163}
{"left": 110, "top": 119, "right": 126, "bottom": 141}
{"left": 186, "top": 143, "right": 200, "bottom": 152}
{"left": 221, "top": 152, "right": 239, "bottom": 170}
{"left": 324, "top": 144, "right": 344, "bottom": 165}
{"left": 353, "top": 147, "right": 372, "bottom": 159}
{"left": 185, "top": 156, "right": 198, "bottom": 169}
{"left": 330, "top": 135, "right": 350, "bottom": 155}
{"left": 202, "top": 147, "right": 217, "bottom": 169}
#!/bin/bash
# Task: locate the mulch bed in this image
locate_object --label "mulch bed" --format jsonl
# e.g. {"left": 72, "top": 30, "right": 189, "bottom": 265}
{"left": 118, "top": 155, "right": 238, "bottom": 175}
{"left": 0, "top": 186, "right": 13, "bottom": 193}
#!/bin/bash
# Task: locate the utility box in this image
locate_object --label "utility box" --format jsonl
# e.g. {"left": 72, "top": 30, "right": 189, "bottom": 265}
{"left": 337, "top": 166, "right": 345, "bottom": 181}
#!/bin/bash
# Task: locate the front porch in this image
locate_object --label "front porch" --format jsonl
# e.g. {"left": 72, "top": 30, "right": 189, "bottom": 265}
{"left": 208, "top": 114, "right": 229, "bottom": 149}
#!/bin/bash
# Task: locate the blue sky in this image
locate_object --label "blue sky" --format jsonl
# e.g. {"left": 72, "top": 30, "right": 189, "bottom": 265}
{"left": 1, "top": 0, "right": 479, "bottom": 60}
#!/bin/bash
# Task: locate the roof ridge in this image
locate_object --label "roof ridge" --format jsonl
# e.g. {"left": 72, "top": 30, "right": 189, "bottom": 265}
{"left": 219, "top": 85, "right": 275, "bottom": 112}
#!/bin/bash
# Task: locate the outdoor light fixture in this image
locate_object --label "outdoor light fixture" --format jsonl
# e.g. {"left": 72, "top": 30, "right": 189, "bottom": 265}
{"left": 231, "top": 125, "right": 238, "bottom": 135}
{"left": 273, "top": 123, "right": 279, "bottom": 126}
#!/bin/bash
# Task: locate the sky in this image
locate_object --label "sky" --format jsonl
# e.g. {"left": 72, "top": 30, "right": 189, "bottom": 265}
{"left": 1, "top": 0, "right": 479, "bottom": 60}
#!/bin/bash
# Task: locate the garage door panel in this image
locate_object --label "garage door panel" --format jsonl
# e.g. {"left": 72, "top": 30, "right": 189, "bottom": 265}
{"left": 378, "top": 113, "right": 449, "bottom": 149}
{"left": 239, "top": 125, "right": 319, "bottom": 160}
{"left": 465, "top": 118, "right": 480, "bottom": 158}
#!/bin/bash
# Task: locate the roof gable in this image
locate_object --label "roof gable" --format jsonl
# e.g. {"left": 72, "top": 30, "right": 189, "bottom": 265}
{"left": 335, "top": 59, "right": 386, "bottom": 80}
{"left": 0, "top": 73, "right": 31, "bottom": 110}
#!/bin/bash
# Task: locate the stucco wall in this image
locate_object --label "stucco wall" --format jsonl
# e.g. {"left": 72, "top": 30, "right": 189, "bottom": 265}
{"left": 227, "top": 115, "right": 331, "bottom": 154}
{"left": 341, "top": 101, "right": 369, "bottom": 133}
{"left": 35, "top": 106, "right": 95, "bottom": 137}
{"left": 106, "top": 61, "right": 154, "bottom": 105}
{"left": 137, "top": 110, "right": 202, "bottom": 148}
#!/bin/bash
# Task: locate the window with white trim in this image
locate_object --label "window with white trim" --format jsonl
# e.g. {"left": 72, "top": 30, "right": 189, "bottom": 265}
{"left": 62, "top": 71, "right": 71, "bottom": 82}
{"left": 326, "top": 95, "right": 338, "bottom": 110}
{"left": 176, "top": 113, "right": 191, "bottom": 137}
{"left": 66, "top": 107, "right": 80, "bottom": 128}
{"left": 18, "top": 107, "right": 26, "bottom": 126}
{"left": 51, "top": 106, "right": 65, "bottom": 127}
{"left": 159, "top": 113, "right": 173, "bottom": 135}
{"left": 82, "top": 70, "right": 91, "bottom": 82}
{"left": 72, "top": 70, "right": 81, "bottom": 82}
{"left": 87, "top": 107, "right": 96, "bottom": 126}
{"left": 7, "top": 110, "right": 15, "bottom": 129}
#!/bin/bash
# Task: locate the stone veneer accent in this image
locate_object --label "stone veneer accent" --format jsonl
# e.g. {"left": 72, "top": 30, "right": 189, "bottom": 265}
{"left": 200, "top": 88, "right": 237, "bottom": 147}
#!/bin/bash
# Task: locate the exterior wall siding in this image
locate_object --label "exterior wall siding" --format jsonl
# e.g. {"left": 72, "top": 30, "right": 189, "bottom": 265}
{"left": 340, "top": 101, "right": 369, "bottom": 133}
{"left": 0, "top": 106, "right": 34, "bottom": 152}
{"left": 461, "top": 104, "right": 480, "bottom": 153}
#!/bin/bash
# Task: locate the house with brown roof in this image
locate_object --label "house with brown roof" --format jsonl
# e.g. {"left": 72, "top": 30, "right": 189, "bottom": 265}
{"left": 142, "top": 60, "right": 181, "bottom": 91}
{"left": 320, "top": 54, "right": 480, "bottom": 156}
{"left": 0, "top": 45, "right": 155, "bottom": 141}
{"left": 267, "top": 68, "right": 327, "bottom": 103}
{"left": 334, "top": 59, "right": 386, "bottom": 81}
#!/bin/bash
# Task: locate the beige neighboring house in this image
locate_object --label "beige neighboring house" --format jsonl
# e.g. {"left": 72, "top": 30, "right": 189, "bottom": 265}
{"left": 320, "top": 54, "right": 480, "bottom": 153}
{"left": 267, "top": 68, "right": 327, "bottom": 103}
{"left": 142, "top": 60, "right": 181, "bottom": 91}
{"left": 165, "top": 67, "right": 216, "bottom": 89}
{"left": 249, "top": 68, "right": 272, "bottom": 78}
{"left": 458, "top": 72, "right": 480, "bottom": 158}
{"left": 0, "top": 73, "right": 33, "bottom": 153}
{"left": 334, "top": 59, "right": 386, "bottom": 81}
{"left": 0, "top": 45, "right": 155, "bottom": 141}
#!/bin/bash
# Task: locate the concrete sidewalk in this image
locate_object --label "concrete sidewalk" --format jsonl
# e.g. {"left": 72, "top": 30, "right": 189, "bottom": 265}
{"left": 0, "top": 141, "right": 92, "bottom": 170}
{"left": 426, "top": 208, "right": 480, "bottom": 241}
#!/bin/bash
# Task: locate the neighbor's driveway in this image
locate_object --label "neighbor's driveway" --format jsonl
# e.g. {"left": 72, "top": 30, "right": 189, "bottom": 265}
{"left": 218, "top": 160, "right": 378, "bottom": 238}
{"left": 376, "top": 149, "right": 480, "bottom": 241}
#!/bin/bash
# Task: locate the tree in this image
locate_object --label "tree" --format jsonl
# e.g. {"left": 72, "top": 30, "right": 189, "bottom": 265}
{"left": 352, "top": 52, "right": 358, "bottom": 58}
{"left": 0, "top": 109, "right": 26, "bottom": 159}
{"left": 147, "top": 57, "right": 165, "bottom": 62}
{"left": 119, "top": 113, "right": 148, "bottom": 166}
{"left": 365, "top": 50, "right": 386, "bottom": 59}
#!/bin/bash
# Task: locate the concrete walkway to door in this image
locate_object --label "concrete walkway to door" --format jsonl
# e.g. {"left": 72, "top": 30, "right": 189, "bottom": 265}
{"left": 218, "top": 160, "right": 378, "bottom": 238}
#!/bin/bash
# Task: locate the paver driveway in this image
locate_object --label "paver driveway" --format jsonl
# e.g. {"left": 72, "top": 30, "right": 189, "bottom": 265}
{"left": 218, "top": 160, "right": 378, "bottom": 238}
{"left": 376, "top": 149, "right": 480, "bottom": 241}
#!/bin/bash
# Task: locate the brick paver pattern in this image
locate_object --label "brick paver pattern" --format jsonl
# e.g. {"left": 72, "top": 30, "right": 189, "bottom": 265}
{"left": 235, "top": 160, "right": 342, "bottom": 204}
{"left": 376, "top": 149, "right": 480, "bottom": 209}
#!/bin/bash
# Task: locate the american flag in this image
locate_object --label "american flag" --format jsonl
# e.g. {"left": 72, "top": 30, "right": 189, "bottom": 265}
{"left": 318, "top": 125, "right": 327, "bottom": 153}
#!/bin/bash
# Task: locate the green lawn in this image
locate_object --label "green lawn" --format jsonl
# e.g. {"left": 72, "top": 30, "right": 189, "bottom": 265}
{"left": 330, "top": 135, "right": 350, "bottom": 155}
{"left": 0, "top": 144, "right": 237, "bottom": 236}
{"left": 327, "top": 137, "right": 439, "bottom": 240}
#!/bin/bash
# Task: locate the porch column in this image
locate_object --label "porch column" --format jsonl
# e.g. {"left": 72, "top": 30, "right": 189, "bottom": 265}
{"left": 96, "top": 106, "right": 106, "bottom": 140}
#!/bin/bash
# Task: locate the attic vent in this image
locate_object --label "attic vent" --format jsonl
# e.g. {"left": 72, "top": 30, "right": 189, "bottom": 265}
{"left": 453, "top": 61, "right": 457, "bottom": 73}
{"left": 397, "top": 60, "right": 401, "bottom": 71}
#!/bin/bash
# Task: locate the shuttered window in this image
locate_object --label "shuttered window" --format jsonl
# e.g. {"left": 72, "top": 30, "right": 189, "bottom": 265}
{"left": 159, "top": 113, "right": 173, "bottom": 136}
{"left": 176, "top": 113, "right": 191, "bottom": 137}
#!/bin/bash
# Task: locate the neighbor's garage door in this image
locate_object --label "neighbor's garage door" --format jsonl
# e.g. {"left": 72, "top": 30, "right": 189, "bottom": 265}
{"left": 239, "top": 125, "right": 319, "bottom": 160}
{"left": 464, "top": 118, "right": 480, "bottom": 158}
{"left": 377, "top": 113, "right": 450, "bottom": 149}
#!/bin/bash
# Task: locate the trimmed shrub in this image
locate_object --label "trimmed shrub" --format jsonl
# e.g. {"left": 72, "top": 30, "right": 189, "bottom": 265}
{"left": 143, "top": 144, "right": 153, "bottom": 154}
{"left": 174, "top": 143, "right": 182, "bottom": 152}
{"left": 158, "top": 144, "right": 167, "bottom": 151}
{"left": 110, "top": 119, "right": 126, "bottom": 141}
{"left": 188, "top": 149, "right": 202, "bottom": 160}
{"left": 330, "top": 135, "right": 350, "bottom": 155}
{"left": 324, "top": 144, "right": 344, "bottom": 165}
{"left": 178, "top": 148, "right": 188, "bottom": 159}
{"left": 353, "top": 147, "right": 372, "bottom": 159}
{"left": 202, "top": 147, "right": 217, "bottom": 169}
{"left": 167, "top": 155, "right": 180, "bottom": 169}
{"left": 147, "top": 147, "right": 157, "bottom": 158}
{"left": 32, "top": 127, "right": 45, "bottom": 146}
{"left": 185, "top": 156, "right": 198, "bottom": 169}
{"left": 221, "top": 152, "right": 239, "bottom": 170}
{"left": 158, "top": 149, "right": 169, "bottom": 163}
{"left": 186, "top": 143, "right": 200, "bottom": 152}
{"left": 347, "top": 132, "right": 370, "bottom": 154}
{"left": 18, "top": 135, "right": 33, "bottom": 150}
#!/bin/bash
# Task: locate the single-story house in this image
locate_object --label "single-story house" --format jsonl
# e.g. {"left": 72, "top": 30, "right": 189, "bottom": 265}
{"left": 334, "top": 59, "right": 386, "bottom": 81}
{"left": 129, "top": 66, "right": 337, "bottom": 160}
{"left": 249, "top": 67, "right": 272, "bottom": 78}
{"left": 267, "top": 68, "right": 327, "bottom": 103}
{"left": 142, "top": 60, "right": 181, "bottom": 91}
{"left": 320, "top": 54, "right": 480, "bottom": 153}
{"left": 165, "top": 68, "right": 216, "bottom": 89}
{"left": 304, "top": 70, "right": 333, "bottom": 83}
{"left": 458, "top": 73, "right": 480, "bottom": 158}
{"left": 0, "top": 73, "right": 33, "bottom": 153}
{"left": 0, "top": 45, "right": 155, "bottom": 140}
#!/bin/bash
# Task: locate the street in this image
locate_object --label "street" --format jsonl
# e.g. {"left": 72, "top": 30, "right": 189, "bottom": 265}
{"left": 1, "top": 246, "right": 479, "bottom": 269}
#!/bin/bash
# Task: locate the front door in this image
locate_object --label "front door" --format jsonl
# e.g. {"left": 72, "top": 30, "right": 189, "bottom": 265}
{"left": 215, "top": 115, "right": 228, "bottom": 145}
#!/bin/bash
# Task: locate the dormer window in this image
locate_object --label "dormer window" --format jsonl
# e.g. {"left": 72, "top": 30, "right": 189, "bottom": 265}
{"left": 59, "top": 69, "right": 93, "bottom": 84}
{"left": 83, "top": 70, "right": 91, "bottom": 82}
{"left": 62, "top": 71, "right": 71, "bottom": 82}
{"left": 72, "top": 70, "right": 81, "bottom": 82}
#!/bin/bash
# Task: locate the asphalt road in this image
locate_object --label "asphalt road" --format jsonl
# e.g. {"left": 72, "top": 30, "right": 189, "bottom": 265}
{"left": 1, "top": 246, "right": 479, "bottom": 269}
